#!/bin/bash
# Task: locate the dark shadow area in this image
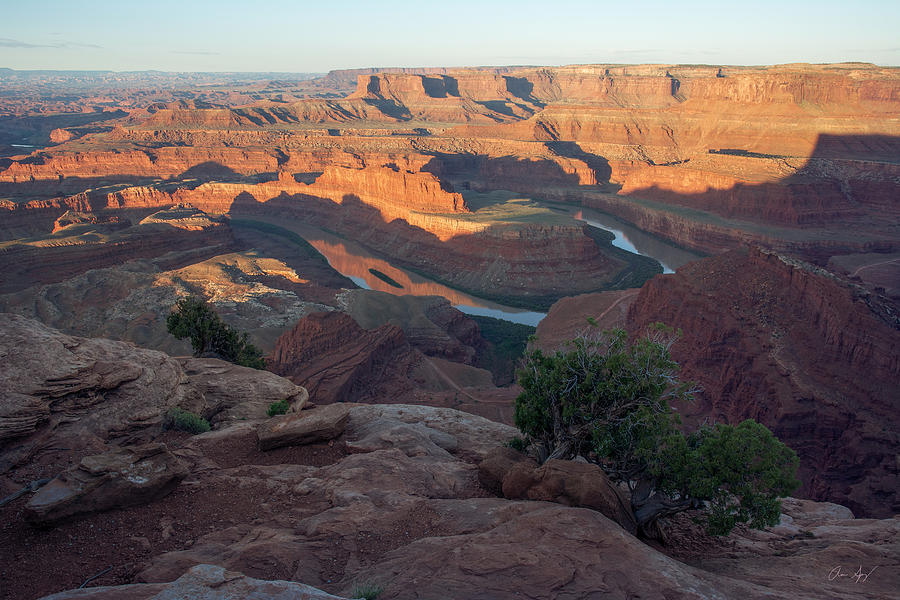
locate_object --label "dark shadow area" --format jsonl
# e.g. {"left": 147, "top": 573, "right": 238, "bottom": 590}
{"left": 174, "top": 161, "right": 243, "bottom": 182}
{"left": 360, "top": 98, "right": 412, "bottom": 121}
{"left": 803, "top": 133, "right": 900, "bottom": 162}
{"left": 421, "top": 153, "right": 585, "bottom": 192}
{"left": 473, "top": 101, "right": 519, "bottom": 119}
{"left": 624, "top": 134, "right": 900, "bottom": 232}
{"left": 421, "top": 76, "right": 459, "bottom": 98}
{"left": 291, "top": 171, "right": 323, "bottom": 184}
{"left": 503, "top": 76, "right": 545, "bottom": 108}
{"left": 570, "top": 133, "right": 900, "bottom": 265}
{"left": 545, "top": 141, "right": 613, "bottom": 184}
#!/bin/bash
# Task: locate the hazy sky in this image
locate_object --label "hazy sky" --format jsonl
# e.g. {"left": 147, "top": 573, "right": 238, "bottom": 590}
{"left": 2, "top": 0, "right": 898, "bottom": 72}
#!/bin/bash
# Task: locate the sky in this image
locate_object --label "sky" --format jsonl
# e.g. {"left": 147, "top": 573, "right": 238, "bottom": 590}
{"left": 1, "top": 0, "right": 898, "bottom": 72}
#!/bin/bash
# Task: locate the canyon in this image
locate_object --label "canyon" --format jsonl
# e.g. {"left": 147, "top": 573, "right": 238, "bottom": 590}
{"left": 0, "top": 62, "right": 898, "bottom": 598}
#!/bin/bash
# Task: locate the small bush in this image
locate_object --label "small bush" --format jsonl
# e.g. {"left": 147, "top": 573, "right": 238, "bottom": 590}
{"left": 505, "top": 436, "right": 528, "bottom": 452}
{"left": 351, "top": 582, "right": 383, "bottom": 600}
{"left": 165, "top": 407, "right": 211, "bottom": 434}
{"left": 267, "top": 399, "right": 290, "bottom": 417}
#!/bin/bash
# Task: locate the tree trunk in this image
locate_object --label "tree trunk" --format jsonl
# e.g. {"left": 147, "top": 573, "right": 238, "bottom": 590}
{"left": 631, "top": 478, "right": 696, "bottom": 540}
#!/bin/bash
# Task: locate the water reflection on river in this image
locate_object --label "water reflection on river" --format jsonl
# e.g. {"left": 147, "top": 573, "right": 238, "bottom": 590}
{"left": 572, "top": 208, "right": 702, "bottom": 273}
{"left": 250, "top": 218, "right": 547, "bottom": 326}
{"left": 245, "top": 208, "right": 700, "bottom": 326}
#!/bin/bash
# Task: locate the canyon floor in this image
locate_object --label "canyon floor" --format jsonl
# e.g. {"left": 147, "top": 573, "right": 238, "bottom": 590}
{"left": 0, "top": 63, "right": 898, "bottom": 598}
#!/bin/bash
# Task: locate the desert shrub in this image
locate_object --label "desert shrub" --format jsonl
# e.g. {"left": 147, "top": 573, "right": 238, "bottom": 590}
{"left": 505, "top": 436, "right": 528, "bottom": 452}
{"left": 165, "top": 407, "right": 211, "bottom": 434}
{"left": 166, "top": 296, "right": 266, "bottom": 369}
{"left": 267, "top": 399, "right": 290, "bottom": 417}
{"left": 514, "top": 322, "right": 800, "bottom": 537}
{"left": 351, "top": 582, "right": 383, "bottom": 600}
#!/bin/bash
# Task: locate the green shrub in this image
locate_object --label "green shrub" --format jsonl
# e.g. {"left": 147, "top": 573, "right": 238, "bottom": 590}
{"left": 505, "top": 436, "right": 528, "bottom": 452}
{"left": 351, "top": 582, "right": 383, "bottom": 600}
{"left": 515, "top": 322, "right": 800, "bottom": 537}
{"left": 166, "top": 296, "right": 266, "bottom": 369}
{"left": 165, "top": 407, "right": 211, "bottom": 434}
{"left": 267, "top": 399, "right": 290, "bottom": 417}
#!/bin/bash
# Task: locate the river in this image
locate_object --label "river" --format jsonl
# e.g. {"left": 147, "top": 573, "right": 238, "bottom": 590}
{"left": 572, "top": 208, "right": 702, "bottom": 274}
{"left": 243, "top": 209, "right": 700, "bottom": 326}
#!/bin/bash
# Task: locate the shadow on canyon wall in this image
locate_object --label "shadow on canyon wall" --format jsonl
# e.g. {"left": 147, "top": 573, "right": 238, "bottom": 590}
{"left": 420, "top": 145, "right": 609, "bottom": 192}
{"left": 419, "top": 134, "right": 900, "bottom": 261}
{"left": 2, "top": 133, "right": 897, "bottom": 259}
{"left": 619, "top": 133, "right": 900, "bottom": 227}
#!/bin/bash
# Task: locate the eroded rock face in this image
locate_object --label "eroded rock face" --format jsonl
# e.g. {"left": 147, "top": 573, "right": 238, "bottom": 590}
{"left": 0, "top": 313, "right": 193, "bottom": 457}
{"left": 24, "top": 443, "right": 188, "bottom": 525}
{"left": 178, "top": 358, "right": 308, "bottom": 425}
{"left": 0, "top": 314, "right": 308, "bottom": 473}
{"left": 267, "top": 311, "right": 421, "bottom": 404}
{"left": 533, "top": 289, "right": 638, "bottom": 351}
{"left": 625, "top": 247, "right": 900, "bottom": 517}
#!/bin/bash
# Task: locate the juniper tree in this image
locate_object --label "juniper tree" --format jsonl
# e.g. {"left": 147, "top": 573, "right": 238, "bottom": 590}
{"left": 514, "top": 323, "right": 799, "bottom": 537}
{"left": 166, "top": 296, "right": 265, "bottom": 370}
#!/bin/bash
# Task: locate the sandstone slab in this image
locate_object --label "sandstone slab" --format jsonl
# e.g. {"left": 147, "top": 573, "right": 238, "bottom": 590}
{"left": 24, "top": 443, "right": 188, "bottom": 525}
{"left": 345, "top": 417, "right": 458, "bottom": 458}
{"left": 257, "top": 403, "right": 350, "bottom": 451}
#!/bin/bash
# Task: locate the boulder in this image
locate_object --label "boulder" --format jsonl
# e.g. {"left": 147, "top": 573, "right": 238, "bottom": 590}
{"left": 345, "top": 404, "right": 518, "bottom": 461}
{"left": 178, "top": 358, "right": 308, "bottom": 424}
{"left": 0, "top": 313, "right": 193, "bottom": 452}
{"left": 38, "top": 564, "right": 353, "bottom": 600}
{"left": 477, "top": 446, "right": 538, "bottom": 495}
{"left": 24, "top": 443, "right": 188, "bottom": 525}
{"left": 478, "top": 447, "right": 637, "bottom": 534}
{"left": 257, "top": 403, "right": 350, "bottom": 451}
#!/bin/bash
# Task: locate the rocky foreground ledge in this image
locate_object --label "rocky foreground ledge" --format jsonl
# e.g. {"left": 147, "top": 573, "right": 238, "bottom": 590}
{"left": 0, "top": 314, "right": 897, "bottom": 599}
